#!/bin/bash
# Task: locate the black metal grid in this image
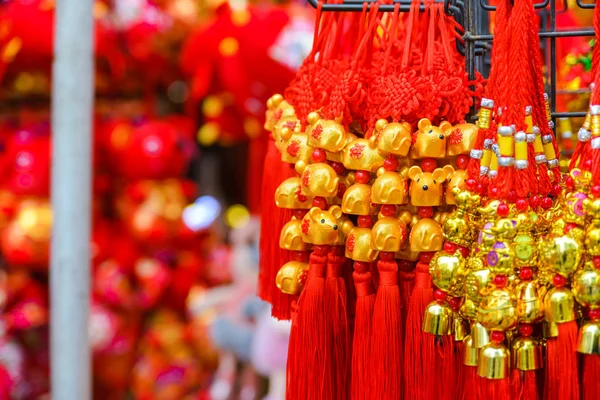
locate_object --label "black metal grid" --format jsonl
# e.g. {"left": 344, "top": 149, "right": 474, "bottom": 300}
{"left": 306, "top": 0, "right": 596, "bottom": 123}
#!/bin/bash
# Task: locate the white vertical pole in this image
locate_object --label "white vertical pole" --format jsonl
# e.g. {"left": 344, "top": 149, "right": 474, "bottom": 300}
{"left": 50, "top": 0, "right": 94, "bottom": 399}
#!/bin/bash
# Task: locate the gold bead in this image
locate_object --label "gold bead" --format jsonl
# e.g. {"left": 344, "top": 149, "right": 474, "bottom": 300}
{"left": 422, "top": 301, "right": 454, "bottom": 336}
{"left": 540, "top": 234, "right": 582, "bottom": 277}
{"left": 512, "top": 336, "right": 543, "bottom": 370}
{"left": 430, "top": 250, "right": 467, "bottom": 297}
{"left": 477, "top": 289, "right": 518, "bottom": 332}
{"left": 516, "top": 281, "right": 544, "bottom": 323}
{"left": 591, "top": 104, "right": 600, "bottom": 137}
{"left": 544, "top": 287, "right": 576, "bottom": 323}
{"left": 276, "top": 261, "right": 308, "bottom": 295}
{"left": 478, "top": 342, "right": 510, "bottom": 379}
{"left": 577, "top": 321, "right": 600, "bottom": 355}
{"left": 572, "top": 263, "right": 600, "bottom": 308}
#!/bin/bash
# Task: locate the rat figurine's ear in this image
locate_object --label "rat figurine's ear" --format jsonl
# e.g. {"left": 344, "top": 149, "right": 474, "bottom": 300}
{"left": 308, "top": 207, "right": 321, "bottom": 220}
{"left": 307, "top": 112, "right": 320, "bottom": 126}
{"left": 329, "top": 205, "right": 342, "bottom": 220}
{"left": 432, "top": 168, "right": 447, "bottom": 182}
{"left": 295, "top": 160, "right": 307, "bottom": 175}
{"left": 417, "top": 118, "right": 432, "bottom": 131}
{"left": 375, "top": 119, "right": 388, "bottom": 132}
{"left": 439, "top": 121, "right": 453, "bottom": 134}
{"left": 399, "top": 211, "right": 413, "bottom": 226}
{"left": 408, "top": 166, "right": 423, "bottom": 181}
{"left": 443, "top": 164, "right": 455, "bottom": 180}
{"left": 341, "top": 220, "right": 354, "bottom": 235}
{"left": 280, "top": 126, "right": 293, "bottom": 141}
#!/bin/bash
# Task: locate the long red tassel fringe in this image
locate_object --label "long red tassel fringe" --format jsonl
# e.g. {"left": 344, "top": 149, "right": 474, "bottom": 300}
{"left": 511, "top": 369, "right": 539, "bottom": 400}
{"left": 582, "top": 354, "right": 600, "bottom": 400}
{"left": 544, "top": 321, "right": 580, "bottom": 400}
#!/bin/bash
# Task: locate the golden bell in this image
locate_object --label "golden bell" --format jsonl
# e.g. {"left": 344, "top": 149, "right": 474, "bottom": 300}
{"left": 512, "top": 336, "right": 543, "bottom": 370}
{"left": 371, "top": 216, "right": 408, "bottom": 252}
{"left": 422, "top": 301, "right": 454, "bottom": 336}
{"left": 477, "top": 289, "right": 518, "bottom": 332}
{"left": 454, "top": 313, "right": 468, "bottom": 341}
{"left": 275, "top": 177, "right": 313, "bottom": 209}
{"left": 345, "top": 227, "right": 378, "bottom": 262}
{"left": 516, "top": 281, "right": 544, "bottom": 323}
{"left": 540, "top": 234, "right": 582, "bottom": 277}
{"left": 544, "top": 287, "right": 576, "bottom": 323}
{"left": 577, "top": 321, "right": 600, "bottom": 354}
{"left": 300, "top": 163, "right": 340, "bottom": 198}
{"left": 543, "top": 321, "right": 559, "bottom": 338}
{"left": 342, "top": 138, "right": 386, "bottom": 172}
{"left": 471, "top": 322, "right": 490, "bottom": 348}
{"left": 446, "top": 123, "right": 479, "bottom": 156}
{"left": 478, "top": 342, "right": 510, "bottom": 379}
{"left": 375, "top": 119, "right": 412, "bottom": 157}
{"left": 572, "top": 263, "right": 600, "bottom": 307}
{"left": 305, "top": 112, "right": 351, "bottom": 153}
{"left": 429, "top": 250, "right": 467, "bottom": 297}
{"left": 463, "top": 335, "right": 479, "bottom": 366}
{"left": 279, "top": 219, "right": 310, "bottom": 251}
{"left": 276, "top": 261, "right": 309, "bottom": 295}
{"left": 409, "top": 118, "right": 452, "bottom": 159}
{"left": 410, "top": 218, "right": 443, "bottom": 252}
{"left": 342, "top": 183, "right": 376, "bottom": 216}
{"left": 371, "top": 171, "right": 408, "bottom": 205}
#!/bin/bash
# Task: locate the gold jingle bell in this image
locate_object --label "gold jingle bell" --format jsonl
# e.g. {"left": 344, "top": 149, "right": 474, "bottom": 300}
{"left": 423, "top": 301, "right": 454, "bottom": 336}
{"left": 471, "top": 322, "right": 490, "bottom": 349}
{"left": 429, "top": 250, "right": 467, "bottom": 297}
{"left": 577, "top": 321, "right": 600, "bottom": 355}
{"left": 544, "top": 287, "right": 576, "bottom": 323}
{"left": 478, "top": 341, "right": 510, "bottom": 379}
{"left": 516, "top": 280, "right": 544, "bottom": 323}
{"left": 463, "top": 335, "right": 479, "bottom": 366}
{"left": 276, "top": 261, "right": 309, "bottom": 295}
{"left": 512, "top": 336, "right": 543, "bottom": 370}
{"left": 477, "top": 289, "right": 518, "bottom": 332}
{"left": 572, "top": 262, "right": 600, "bottom": 308}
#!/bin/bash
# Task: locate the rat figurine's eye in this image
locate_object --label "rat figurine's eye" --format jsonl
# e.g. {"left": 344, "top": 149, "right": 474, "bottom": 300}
{"left": 321, "top": 219, "right": 325, "bottom": 223}
{"left": 428, "top": 130, "right": 433, "bottom": 134}
{"left": 433, "top": 180, "right": 437, "bottom": 184}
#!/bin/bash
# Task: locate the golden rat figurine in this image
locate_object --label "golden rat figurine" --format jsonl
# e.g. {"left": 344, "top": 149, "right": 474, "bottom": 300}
{"left": 305, "top": 112, "right": 352, "bottom": 154}
{"left": 373, "top": 119, "right": 412, "bottom": 157}
{"left": 300, "top": 205, "right": 343, "bottom": 245}
{"left": 407, "top": 166, "right": 448, "bottom": 207}
{"left": 265, "top": 94, "right": 296, "bottom": 132}
{"left": 409, "top": 118, "right": 453, "bottom": 159}
{"left": 445, "top": 123, "right": 479, "bottom": 157}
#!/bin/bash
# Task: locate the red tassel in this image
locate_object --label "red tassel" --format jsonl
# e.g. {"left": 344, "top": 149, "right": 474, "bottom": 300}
{"left": 544, "top": 321, "right": 580, "bottom": 400}
{"left": 454, "top": 339, "right": 465, "bottom": 399}
{"left": 351, "top": 261, "right": 375, "bottom": 400}
{"left": 460, "top": 366, "right": 480, "bottom": 400}
{"left": 480, "top": 378, "right": 512, "bottom": 400}
{"left": 423, "top": 333, "right": 457, "bottom": 400}
{"left": 398, "top": 260, "right": 415, "bottom": 328}
{"left": 511, "top": 370, "right": 539, "bottom": 400}
{"left": 371, "top": 254, "right": 403, "bottom": 399}
{"left": 287, "top": 245, "right": 328, "bottom": 400}
{"left": 287, "top": 301, "right": 300, "bottom": 398}
{"left": 404, "top": 261, "right": 433, "bottom": 398}
{"left": 259, "top": 138, "right": 295, "bottom": 319}
{"left": 582, "top": 354, "right": 600, "bottom": 400}
{"left": 325, "top": 246, "right": 350, "bottom": 400}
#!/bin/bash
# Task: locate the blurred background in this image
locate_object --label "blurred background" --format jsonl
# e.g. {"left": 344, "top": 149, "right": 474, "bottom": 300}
{"left": 0, "top": 0, "right": 595, "bottom": 399}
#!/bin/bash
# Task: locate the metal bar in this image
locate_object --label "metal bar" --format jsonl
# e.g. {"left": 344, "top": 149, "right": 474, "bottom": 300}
{"left": 307, "top": 0, "right": 446, "bottom": 11}
{"left": 549, "top": 0, "right": 557, "bottom": 126}
{"left": 50, "top": 0, "right": 94, "bottom": 399}
{"left": 479, "top": 0, "right": 549, "bottom": 11}
{"left": 553, "top": 111, "right": 588, "bottom": 118}
{"left": 576, "top": 0, "right": 596, "bottom": 9}
{"left": 463, "top": 29, "right": 595, "bottom": 41}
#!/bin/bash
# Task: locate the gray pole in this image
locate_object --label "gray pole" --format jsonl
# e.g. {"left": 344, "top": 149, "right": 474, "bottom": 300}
{"left": 50, "top": 0, "right": 94, "bottom": 399}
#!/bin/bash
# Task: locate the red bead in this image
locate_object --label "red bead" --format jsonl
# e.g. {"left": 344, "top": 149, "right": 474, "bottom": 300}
{"left": 354, "top": 261, "right": 370, "bottom": 272}
{"left": 489, "top": 186, "right": 499, "bottom": 198}
{"left": 380, "top": 251, "right": 395, "bottom": 261}
{"left": 330, "top": 161, "right": 345, "bottom": 175}
{"left": 380, "top": 204, "right": 396, "bottom": 217}
{"left": 466, "top": 178, "right": 477, "bottom": 191}
{"left": 397, "top": 260, "right": 414, "bottom": 270}
{"left": 476, "top": 183, "right": 485, "bottom": 195}
{"left": 417, "top": 207, "right": 434, "bottom": 219}
{"left": 384, "top": 157, "right": 398, "bottom": 171}
{"left": 515, "top": 198, "right": 528, "bottom": 211}
{"left": 497, "top": 203, "right": 510, "bottom": 217}
{"left": 448, "top": 296, "right": 462, "bottom": 311}
{"left": 293, "top": 251, "right": 309, "bottom": 262}
{"left": 493, "top": 275, "right": 508, "bottom": 288}
{"left": 357, "top": 215, "right": 373, "bottom": 228}
{"left": 584, "top": 159, "right": 593, "bottom": 170}
{"left": 458, "top": 246, "right": 470, "bottom": 258}
{"left": 434, "top": 289, "right": 447, "bottom": 302}
{"left": 565, "top": 223, "right": 578, "bottom": 233}
{"left": 529, "top": 195, "right": 540, "bottom": 209}
{"left": 419, "top": 252, "right": 435, "bottom": 264}
{"left": 507, "top": 191, "right": 517, "bottom": 203}
{"left": 589, "top": 309, "right": 600, "bottom": 320}
{"left": 421, "top": 158, "right": 437, "bottom": 172}
{"left": 490, "top": 331, "right": 505, "bottom": 344}
{"left": 312, "top": 196, "right": 328, "bottom": 209}
{"left": 541, "top": 197, "right": 553, "bottom": 209}
{"left": 312, "top": 148, "right": 327, "bottom": 163}
{"left": 592, "top": 186, "right": 600, "bottom": 199}
{"left": 355, "top": 170, "right": 370, "bottom": 184}
{"left": 456, "top": 155, "right": 469, "bottom": 170}
{"left": 444, "top": 242, "right": 458, "bottom": 254}
{"left": 551, "top": 184, "right": 563, "bottom": 197}
{"left": 565, "top": 176, "right": 575, "bottom": 190}
{"left": 593, "top": 256, "right": 600, "bottom": 270}
{"left": 519, "top": 267, "right": 533, "bottom": 281}
{"left": 553, "top": 274, "right": 567, "bottom": 288}
{"left": 313, "top": 245, "right": 330, "bottom": 255}
{"left": 519, "top": 324, "right": 533, "bottom": 337}
{"left": 293, "top": 209, "right": 307, "bottom": 220}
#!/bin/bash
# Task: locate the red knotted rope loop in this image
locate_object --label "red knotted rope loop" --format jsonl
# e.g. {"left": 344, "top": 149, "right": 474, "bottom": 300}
{"left": 378, "top": 260, "right": 399, "bottom": 286}
{"left": 415, "top": 262, "right": 432, "bottom": 288}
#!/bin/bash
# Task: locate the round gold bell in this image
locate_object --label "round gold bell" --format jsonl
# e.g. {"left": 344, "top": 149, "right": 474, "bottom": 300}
{"left": 430, "top": 250, "right": 467, "bottom": 297}
{"left": 463, "top": 335, "right": 479, "bottom": 366}
{"left": 543, "top": 321, "right": 559, "bottom": 338}
{"left": 422, "top": 301, "right": 453, "bottom": 336}
{"left": 511, "top": 336, "right": 542, "bottom": 370}
{"left": 276, "top": 261, "right": 309, "bottom": 295}
{"left": 478, "top": 342, "right": 510, "bottom": 379}
{"left": 516, "top": 281, "right": 544, "bottom": 323}
{"left": 544, "top": 287, "right": 576, "bottom": 323}
{"left": 572, "top": 264, "right": 600, "bottom": 308}
{"left": 577, "top": 321, "right": 600, "bottom": 355}
{"left": 471, "top": 322, "right": 490, "bottom": 348}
